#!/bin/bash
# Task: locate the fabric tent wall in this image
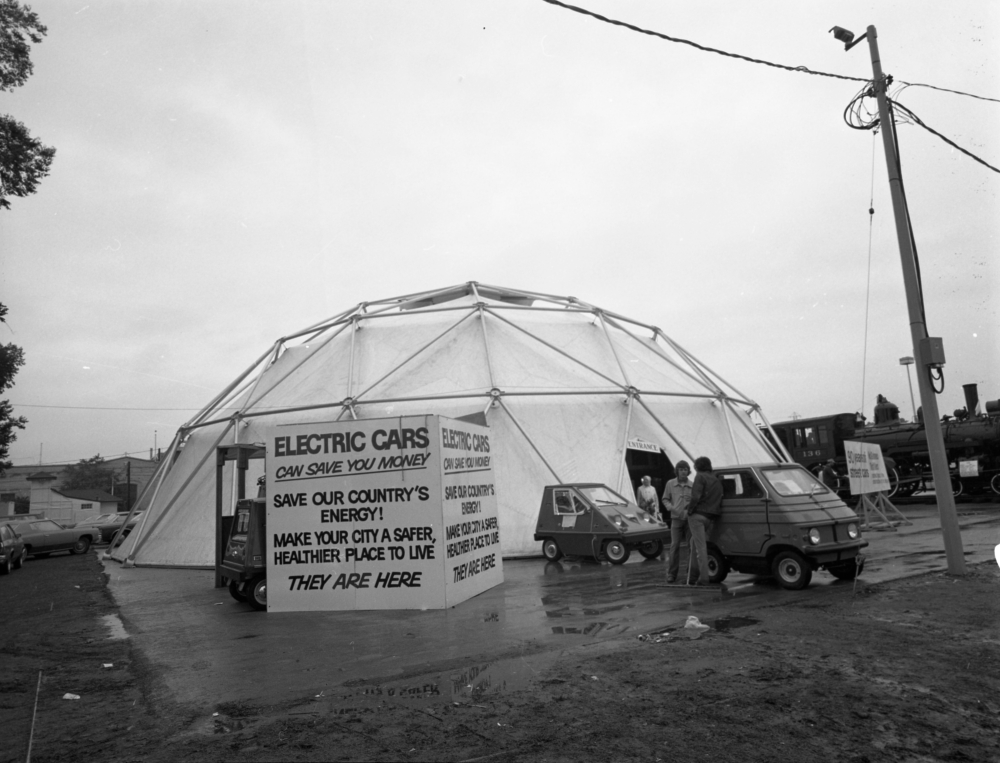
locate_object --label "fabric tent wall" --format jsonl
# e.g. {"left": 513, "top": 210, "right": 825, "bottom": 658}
{"left": 114, "top": 283, "right": 790, "bottom": 567}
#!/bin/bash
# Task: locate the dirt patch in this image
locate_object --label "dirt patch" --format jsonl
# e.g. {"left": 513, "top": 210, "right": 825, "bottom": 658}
{"left": 2, "top": 554, "right": 998, "bottom": 762}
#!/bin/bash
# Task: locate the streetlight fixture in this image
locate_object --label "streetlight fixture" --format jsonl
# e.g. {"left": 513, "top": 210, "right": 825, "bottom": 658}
{"left": 899, "top": 356, "right": 916, "bottom": 421}
{"left": 833, "top": 24, "right": 966, "bottom": 575}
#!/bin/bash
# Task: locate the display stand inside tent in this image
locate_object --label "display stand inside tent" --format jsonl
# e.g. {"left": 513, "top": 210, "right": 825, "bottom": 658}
{"left": 215, "top": 444, "right": 266, "bottom": 588}
{"left": 855, "top": 492, "right": 910, "bottom": 531}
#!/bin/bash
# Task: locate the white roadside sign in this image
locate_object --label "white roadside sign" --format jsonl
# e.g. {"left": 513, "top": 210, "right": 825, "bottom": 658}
{"left": 265, "top": 415, "right": 502, "bottom": 612}
{"left": 843, "top": 440, "right": 892, "bottom": 495}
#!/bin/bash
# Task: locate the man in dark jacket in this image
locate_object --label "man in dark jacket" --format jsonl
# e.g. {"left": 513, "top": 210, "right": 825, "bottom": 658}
{"left": 687, "top": 456, "right": 722, "bottom": 585}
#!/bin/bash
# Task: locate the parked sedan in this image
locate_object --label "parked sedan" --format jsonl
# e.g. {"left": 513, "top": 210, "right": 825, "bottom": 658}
{"left": 0, "top": 523, "right": 27, "bottom": 574}
{"left": 73, "top": 513, "right": 142, "bottom": 545}
{"left": 17, "top": 519, "right": 101, "bottom": 558}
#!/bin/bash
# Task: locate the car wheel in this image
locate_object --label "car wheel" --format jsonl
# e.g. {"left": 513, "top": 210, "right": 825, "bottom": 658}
{"left": 771, "top": 550, "right": 812, "bottom": 590}
{"left": 0, "top": 556, "right": 10, "bottom": 575}
{"left": 247, "top": 576, "right": 267, "bottom": 611}
{"left": 638, "top": 539, "right": 663, "bottom": 560}
{"left": 992, "top": 473, "right": 1000, "bottom": 496}
{"left": 827, "top": 558, "right": 864, "bottom": 581}
{"left": 706, "top": 547, "right": 730, "bottom": 584}
{"left": 604, "top": 539, "right": 630, "bottom": 565}
{"left": 542, "top": 538, "right": 563, "bottom": 562}
{"left": 72, "top": 538, "right": 91, "bottom": 555}
{"left": 14, "top": 550, "right": 25, "bottom": 569}
{"left": 228, "top": 580, "right": 248, "bottom": 602}
{"left": 951, "top": 476, "right": 964, "bottom": 498}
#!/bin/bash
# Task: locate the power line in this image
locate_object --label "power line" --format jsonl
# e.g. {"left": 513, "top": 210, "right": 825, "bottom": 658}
{"left": 899, "top": 81, "right": 1000, "bottom": 105}
{"left": 11, "top": 403, "right": 205, "bottom": 411}
{"left": 541, "top": 0, "right": 869, "bottom": 83}
{"left": 542, "top": 0, "right": 1000, "bottom": 104}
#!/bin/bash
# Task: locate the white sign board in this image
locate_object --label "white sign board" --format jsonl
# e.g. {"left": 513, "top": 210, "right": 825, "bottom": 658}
{"left": 844, "top": 441, "right": 892, "bottom": 495}
{"left": 959, "top": 460, "right": 979, "bottom": 478}
{"left": 265, "top": 415, "right": 503, "bottom": 612}
{"left": 626, "top": 438, "right": 661, "bottom": 453}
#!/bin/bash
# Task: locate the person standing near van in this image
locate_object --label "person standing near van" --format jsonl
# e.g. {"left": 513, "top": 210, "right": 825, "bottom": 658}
{"left": 636, "top": 476, "right": 658, "bottom": 516}
{"left": 687, "top": 456, "right": 722, "bottom": 585}
{"left": 661, "top": 460, "right": 693, "bottom": 582}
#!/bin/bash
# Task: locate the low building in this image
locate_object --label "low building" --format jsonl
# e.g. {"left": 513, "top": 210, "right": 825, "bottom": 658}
{"left": 27, "top": 472, "right": 123, "bottom": 524}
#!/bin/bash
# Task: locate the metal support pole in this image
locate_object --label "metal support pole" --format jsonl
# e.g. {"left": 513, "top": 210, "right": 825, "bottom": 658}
{"left": 866, "top": 25, "right": 965, "bottom": 574}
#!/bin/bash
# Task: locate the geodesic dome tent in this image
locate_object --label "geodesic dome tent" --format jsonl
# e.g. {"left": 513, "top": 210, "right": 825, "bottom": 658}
{"left": 114, "top": 283, "right": 789, "bottom": 567}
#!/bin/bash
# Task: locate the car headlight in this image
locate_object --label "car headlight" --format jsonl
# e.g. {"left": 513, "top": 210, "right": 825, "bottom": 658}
{"left": 847, "top": 523, "right": 859, "bottom": 540}
{"left": 808, "top": 528, "right": 821, "bottom": 545}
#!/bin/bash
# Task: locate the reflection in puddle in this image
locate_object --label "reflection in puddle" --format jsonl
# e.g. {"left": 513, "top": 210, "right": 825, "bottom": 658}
{"left": 710, "top": 615, "right": 759, "bottom": 633}
{"left": 551, "top": 622, "right": 630, "bottom": 637}
{"left": 101, "top": 613, "right": 129, "bottom": 640}
{"left": 351, "top": 652, "right": 556, "bottom": 705}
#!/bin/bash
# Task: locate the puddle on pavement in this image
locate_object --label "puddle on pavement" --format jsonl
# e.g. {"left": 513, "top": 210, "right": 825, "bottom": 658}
{"left": 321, "top": 652, "right": 560, "bottom": 711}
{"left": 100, "top": 613, "right": 129, "bottom": 640}
{"left": 710, "top": 615, "right": 759, "bottom": 633}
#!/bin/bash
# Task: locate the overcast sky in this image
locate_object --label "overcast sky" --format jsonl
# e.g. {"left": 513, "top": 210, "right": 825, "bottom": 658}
{"left": 2, "top": 0, "right": 997, "bottom": 467}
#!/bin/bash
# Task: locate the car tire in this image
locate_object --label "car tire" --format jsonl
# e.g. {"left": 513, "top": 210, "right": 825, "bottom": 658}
{"left": 71, "top": 538, "right": 91, "bottom": 555}
{"left": 0, "top": 556, "right": 10, "bottom": 575}
{"left": 638, "top": 540, "right": 663, "bottom": 560}
{"left": 706, "top": 546, "right": 730, "bottom": 584}
{"left": 827, "top": 558, "right": 864, "bottom": 581}
{"left": 604, "top": 539, "right": 630, "bottom": 565}
{"left": 247, "top": 575, "right": 267, "bottom": 611}
{"left": 14, "top": 550, "right": 25, "bottom": 569}
{"left": 771, "top": 550, "right": 812, "bottom": 590}
{"left": 228, "top": 580, "right": 248, "bottom": 602}
{"left": 542, "top": 538, "right": 563, "bottom": 562}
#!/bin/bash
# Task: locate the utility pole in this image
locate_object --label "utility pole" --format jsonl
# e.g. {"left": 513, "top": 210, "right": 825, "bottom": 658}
{"left": 854, "top": 25, "right": 966, "bottom": 574}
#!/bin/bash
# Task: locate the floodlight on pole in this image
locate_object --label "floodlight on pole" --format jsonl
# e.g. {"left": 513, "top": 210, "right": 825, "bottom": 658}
{"left": 899, "top": 356, "right": 917, "bottom": 421}
{"left": 833, "top": 24, "right": 966, "bottom": 575}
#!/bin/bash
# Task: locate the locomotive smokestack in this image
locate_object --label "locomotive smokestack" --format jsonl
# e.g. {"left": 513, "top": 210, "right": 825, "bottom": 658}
{"left": 962, "top": 383, "right": 980, "bottom": 417}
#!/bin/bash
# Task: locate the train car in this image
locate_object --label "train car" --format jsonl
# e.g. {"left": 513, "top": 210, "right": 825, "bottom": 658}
{"left": 768, "top": 383, "right": 1000, "bottom": 498}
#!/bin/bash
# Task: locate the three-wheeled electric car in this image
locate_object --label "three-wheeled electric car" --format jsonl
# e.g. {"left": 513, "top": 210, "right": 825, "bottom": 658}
{"left": 534, "top": 483, "right": 670, "bottom": 564}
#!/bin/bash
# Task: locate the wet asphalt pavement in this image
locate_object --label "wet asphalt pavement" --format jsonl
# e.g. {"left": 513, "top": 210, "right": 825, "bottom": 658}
{"left": 101, "top": 501, "right": 1000, "bottom": 711}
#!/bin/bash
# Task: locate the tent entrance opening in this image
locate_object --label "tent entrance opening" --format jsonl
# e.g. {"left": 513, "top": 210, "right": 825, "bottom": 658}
{"left": 625, "top": 448, "right": 674, "bottom": 508}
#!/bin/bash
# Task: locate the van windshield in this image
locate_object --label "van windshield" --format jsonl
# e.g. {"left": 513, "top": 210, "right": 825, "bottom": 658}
{"left": 762, "top": 467, "right": 831, "bottom": 496}
{"left": 577, "top": 486, "right": 629, "bottom": 506}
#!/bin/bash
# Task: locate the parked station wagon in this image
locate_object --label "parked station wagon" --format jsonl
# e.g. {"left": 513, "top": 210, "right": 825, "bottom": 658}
{"left": 706, "top": 463, "right": 868, "bottom": 589}
{"left": 534, "top": 483, "right": 671, "bottom": 564}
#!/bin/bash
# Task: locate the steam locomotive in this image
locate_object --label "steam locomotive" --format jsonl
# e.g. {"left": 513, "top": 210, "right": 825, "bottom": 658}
{"left": 768, "top": 383, "right": 1000, "bottom": 497}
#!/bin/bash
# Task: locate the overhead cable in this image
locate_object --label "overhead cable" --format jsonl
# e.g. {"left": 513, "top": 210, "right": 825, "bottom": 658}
{"left": 540, "top": 0, "right": 869, "bottom": 83}
{"left": 542, "top": 0, "right": 1000, "bottom": 105}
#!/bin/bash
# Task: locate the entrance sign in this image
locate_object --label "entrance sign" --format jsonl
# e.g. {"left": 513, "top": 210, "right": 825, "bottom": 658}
{"left": 844, "top": 441, "right": 892, "bottom": 495}
{"left": 626, "top": 438, "right": 661, "bottom": 453}
{"left": 265, "top": 415, "right": 502, "bottom": 612}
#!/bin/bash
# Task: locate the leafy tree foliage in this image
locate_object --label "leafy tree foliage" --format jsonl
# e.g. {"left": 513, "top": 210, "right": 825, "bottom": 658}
{"left": 0, "top": 0, "right": 54, "bottom": 210}
{"left": 0, "top": 303, "right": 27, "bottom": 477}
{"left": 0, "top": 116, "right": 55, "bottom": 209}
{"left": 61, "top": 455, "right": 119, "bottom": 492}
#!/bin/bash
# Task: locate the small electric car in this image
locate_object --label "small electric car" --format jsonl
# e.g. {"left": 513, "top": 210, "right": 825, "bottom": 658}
{"left": 705, "top": 463, "right": 868, "bottom": 589}
{"left": 221, "top": 497, "right": 267, "bottom": 610}
{"left": 534, "top": 483, "right": 671, "bottom": 564}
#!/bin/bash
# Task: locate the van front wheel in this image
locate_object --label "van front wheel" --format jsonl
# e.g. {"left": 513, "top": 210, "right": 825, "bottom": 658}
{"left": 771, "top": 550, "right": 812, "bottom": 590}
{"left": 707, "top": 547, "right": 730, "bottom": 584}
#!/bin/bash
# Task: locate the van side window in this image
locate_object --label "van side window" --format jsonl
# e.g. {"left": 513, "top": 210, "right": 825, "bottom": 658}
{"left": 554, "top": 490, "right": 574, "bottom": 515}
{"left": 0, "top": 525, "right": 9, "bottom": 541}
{"left": 720, "top": 472, "right": 765, "bottom": 499}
